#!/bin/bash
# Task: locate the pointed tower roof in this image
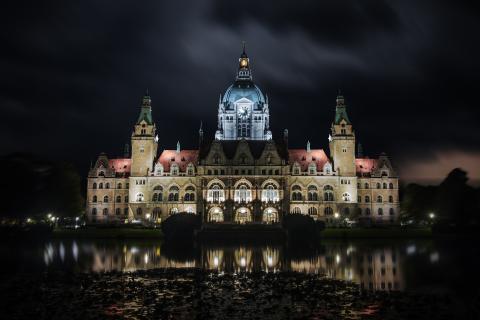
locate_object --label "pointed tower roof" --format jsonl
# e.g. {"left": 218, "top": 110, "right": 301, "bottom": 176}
{"left": 136, "top": 91, "right": 153, "bottom": 125}
{"left": 236, "top": 41, "right": 252, "bottom": 81}
{"left": 334, "top": 91, "right": 351, "bottom": 125}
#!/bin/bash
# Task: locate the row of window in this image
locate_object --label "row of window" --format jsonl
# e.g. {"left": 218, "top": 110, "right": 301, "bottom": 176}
{"left": 358, "top": 195, "right": 394, "bottom": 203}
{"left": 91, "top": 207, "right": 181, "bottom": 216}
{"left": 206, "top": 168, "right": 282, "bottom": 176}
{"left": 92, "top": 182, "right": 129, "bottom": 189}
{"left": 91, "top": 207, "right": 129, "bottom": 216}
{"left": 290, "top": 207, "right": 395, "bottom": 216}
{"left": 359, "top": 182, "right": 395, "bottom": 189}
{"left": 92, "top": 195, "right": 128, "bottom": 203}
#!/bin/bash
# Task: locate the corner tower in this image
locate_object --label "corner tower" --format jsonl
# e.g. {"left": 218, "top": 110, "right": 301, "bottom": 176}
{"left": 130, "top": 93, "right": 158, "bottom": 176}
{"left": 329, "top": 94, "right": 356, "bottom": 176}
{"left": 215, "top": 44, "right": 272, "bottom": 140}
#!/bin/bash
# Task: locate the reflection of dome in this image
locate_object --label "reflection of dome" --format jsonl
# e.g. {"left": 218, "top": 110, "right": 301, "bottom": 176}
{"left": 222, "top": 81, "right": 265, "bottom": 106}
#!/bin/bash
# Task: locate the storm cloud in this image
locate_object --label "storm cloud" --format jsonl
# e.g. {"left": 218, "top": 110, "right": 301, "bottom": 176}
{"left": 1, "top": 0, "right": 479, "bottom": 183}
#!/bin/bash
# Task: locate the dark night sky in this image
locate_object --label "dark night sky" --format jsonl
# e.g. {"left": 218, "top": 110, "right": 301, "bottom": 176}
{"left": 1, "top": 0, "right": 479, "bottom": 183}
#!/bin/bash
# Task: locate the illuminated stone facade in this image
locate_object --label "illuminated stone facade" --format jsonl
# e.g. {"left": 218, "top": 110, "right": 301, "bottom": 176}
{"left": 86, "top": 49, "right": 400, "bottom": 225}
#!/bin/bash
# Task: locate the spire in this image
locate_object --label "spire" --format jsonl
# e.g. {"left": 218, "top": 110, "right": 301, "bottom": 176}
{"left": 334, "top": 91, "right": 351, "bottom": 125}
{"left": 307, "top": 140, "right": 311, "bottom": 152}
{"left": 237, "top": 42, "right": 252, "bottom": 81}
{"left": 176, "top": 141, "right": 181, "bottom": 153}
{"left": 137, "top": 91, "right": 153, "bottom": 125}
{"left": 283, "top": 129, "right": 289, "bottom": 148}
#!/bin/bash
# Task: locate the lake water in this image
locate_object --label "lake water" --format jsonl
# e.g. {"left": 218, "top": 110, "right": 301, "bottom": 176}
{"left": 2, "top": 237, "right": 478, "bottom": 295}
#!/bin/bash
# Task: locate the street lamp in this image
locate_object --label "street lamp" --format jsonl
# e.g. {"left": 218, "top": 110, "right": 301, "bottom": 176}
{"left": 334, "top": 212, "right": 340, "bottom": 219}
{"left": 429, "top": 212, "right": 435, "bottom": 219}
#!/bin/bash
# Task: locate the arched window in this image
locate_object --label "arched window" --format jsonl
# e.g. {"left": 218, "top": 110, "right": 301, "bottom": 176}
{"left": 383, "top": 183, "right": 387, "bottom": 189}
{"left": 208, "top": 183, "right": 225, "bottom": 203}
{"left": 365, "top": 195, "right": 370, "bottom": 203}
{"left": 103, "top": 208, "right": 108, "bottom": 215}
{"left": 187, "top": 163, "right": 195, "bottom": 176}
{"left": 324, "top": 185, "right": 334, "bottom": 201}
{"left": 136, "top": 207, "right": 142, "bottom": 216}
{"left": 116, "top": 195, "right": 121, "bottom": 203}
{"left": 123, "top": 208, "right": 128, "bottom": 216}
{"left": 153, "top": 207, "right": 161, "bottom": 219}
{"left": 92, "top": 195, "right": 97, "bottom": 203}
{"left": 324, "top": 207, "right": 333, "bottom": 216}
{"left": 136, "top": 193, "right": 144, "bottom": 202}
{"left": 344, "top": 207, "right": 350, "bottom": 215}
{"left": 170, "top": 163, "right": 179, "bottom": 176}
{"left": 292, "top": 163, "right": 301, "bottom": 175}
{"left": 99, "top": 183, "right": 103, "bottom": 189}
{"left": 342, "top": 192, "right": 351, "bottom": 202}
{"left": 308, "top": 163, "right": 317, "bottom": 175}
{"left": 98, "top": 171, "right": 105, "bottom": 177}
{"left": 358, "top": 196, "right": 361, "bottom": 203}
{"left": 307, "top": 185, "right": 318, "bottom": 201}
{"left": 364, "top": 183, "right": 369, "bottom": 189}
{"left": 377, "top": 195, "right": 383, "bottom": 203}
{"left": 91, "top": 208, "right": 97, "bottom": 215}
{"left": 389, "top": 208, "right": 395, "bottom": 215}
{"left": 235, "top": 183, "right": 252, "bottom": 203}
{"left": 103, "top": 195, "right": 109, "bottom": 203}
{"left": 389, "top": 195, "right": 393, "bottom": 203}
{"left": 155, "top": 164, "right": 164, "bottom": 176}
{"left": 152, "top": 185, "right": 163, "bottom": 202}
{"left": 376, "top": 183, "right": 381, "bottom": 189}
{"left": 168, "top": 186, "right": 179, "bottom": 201}
{"left": 92, "top": 183, "right": 97, "bottom": 189}
{"left": 291, "top": 185, "right": 302, "bottom": 201}
{"left": 378, "top": 208, "right": 383, "bottom": 215}
{"left": 170, "top": 207, "right": 178, "bottom": 215}
{"left": 292, "top": 207, "right": 301, "bottom": 214}
{"left": 117, "top": 183, "right": 122, "bottom": 189}
{"left": 308, "top": 207, "right": 318, "bottom": 215}
{"left": 124, "top": 195, "right": 129, "bottom": 203}
{"left": 323, "top": 162, "right": 332, "bottom": 174}
{"left": 262, "top": 183, "right": 279, "bottom": 202}
{"left": 389, "top": 183, "right": 394, "bottom": 189}
{"left": 115, "top": 208, "right": 121, "bottom": 215}
{"left": 105, "top": 183, "right": 110, "bottom": 189}
{"left": 366, "top": 208, "right": 371, "bottom": 215}
{"left": 185, "top": 185, "right": 195, "bottom": 202}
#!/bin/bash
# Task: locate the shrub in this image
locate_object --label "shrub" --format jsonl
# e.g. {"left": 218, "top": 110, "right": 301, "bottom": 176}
{"left": 161, "top": 213, "right": 201, "bottom": 242}
{"left": 283, "top": 214, "right": 320, "bottom": 243}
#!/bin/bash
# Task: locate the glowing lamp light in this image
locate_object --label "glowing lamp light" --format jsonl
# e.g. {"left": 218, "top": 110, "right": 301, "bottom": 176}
{"left": 214, "top": 256, "right": 219, "bottom": 267}
{"left": 146, "top": 213, "right": 151, "bottom": 220}
{"left": 47, "top": 213, "right": 52, "bottom": 219}
{"left": 334, "top": 212, "right": 340, "bottom": 219}
{"left": 429, "top": 213, "right": 435, "bottom": 219}
{"left": 267, "top": 256, "right": 273, "bottom": 267}
{"left": 240, "top": 257, "right": 246, "bottom": 267}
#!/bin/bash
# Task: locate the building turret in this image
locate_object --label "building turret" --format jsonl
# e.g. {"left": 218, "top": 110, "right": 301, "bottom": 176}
{"left": 329, "top": 93, "right": 356, "bottom": 176}
{"left": 130, "top": 92, "right": 158, "bottom": 176}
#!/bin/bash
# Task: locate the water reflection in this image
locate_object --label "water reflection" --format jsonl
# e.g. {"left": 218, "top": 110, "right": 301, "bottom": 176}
{"left": 34, "top": 240, "right": 435, "bottom": 291}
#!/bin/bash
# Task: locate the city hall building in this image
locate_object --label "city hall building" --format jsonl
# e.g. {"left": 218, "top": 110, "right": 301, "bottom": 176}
{"left": 86, "top": 48, "right": 400, "bottom": 225}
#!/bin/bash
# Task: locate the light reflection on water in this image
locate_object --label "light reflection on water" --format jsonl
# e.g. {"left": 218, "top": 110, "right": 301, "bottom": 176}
{"left": 31, "top": 240, "right": 445, "bottom": 291}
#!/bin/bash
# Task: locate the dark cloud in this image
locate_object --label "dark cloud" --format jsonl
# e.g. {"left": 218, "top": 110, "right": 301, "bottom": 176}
{"left": 0, "top": 0, "right": 479, "bottom": 182}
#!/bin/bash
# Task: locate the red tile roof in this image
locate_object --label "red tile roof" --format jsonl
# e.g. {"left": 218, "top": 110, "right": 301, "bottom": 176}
{"left": 355, "top": 158, "right": 377, "bottom": 175}
{"left": 108, "top": 158, "right": 131, "bottom": 173}
{"left": 157, "top": 150, "right": 199, "bottom": 172}
{"left": 288, "top": 149, "right": 330, "bottom": 171}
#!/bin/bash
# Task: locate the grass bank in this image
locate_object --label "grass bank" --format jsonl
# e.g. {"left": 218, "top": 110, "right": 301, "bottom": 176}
{"left": 52, "top": 227, "right": 163, "bottom": 239}
{"left": 321, "top": 227, "right": 432, "bottom": 239}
